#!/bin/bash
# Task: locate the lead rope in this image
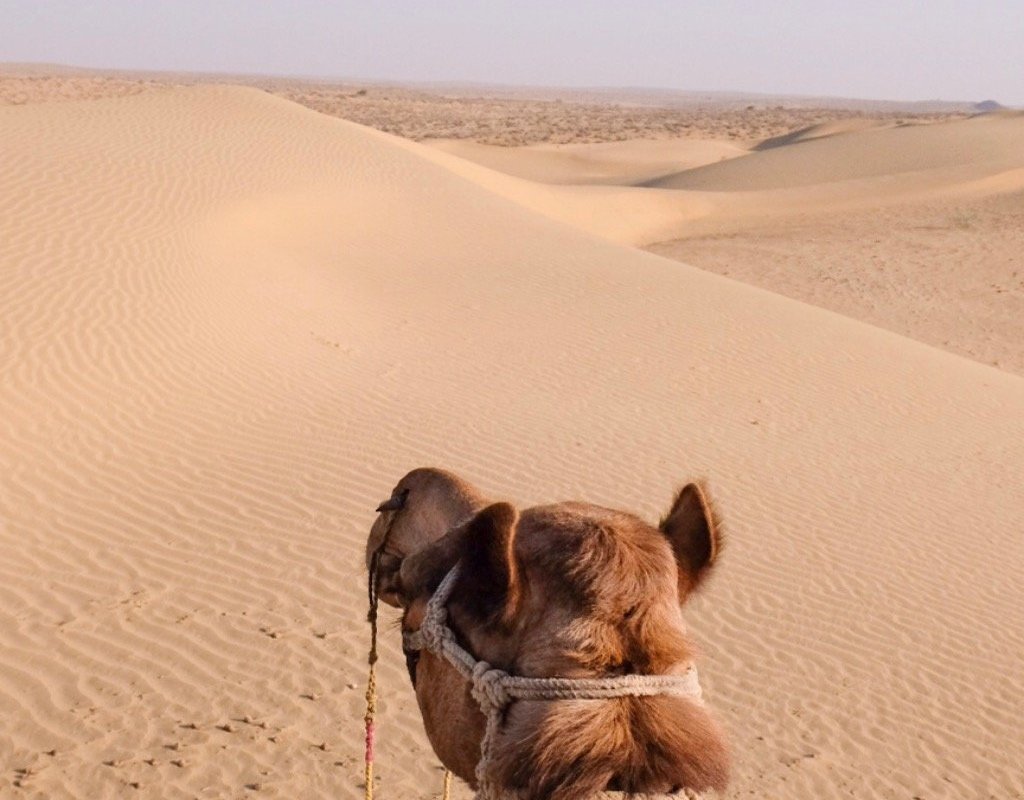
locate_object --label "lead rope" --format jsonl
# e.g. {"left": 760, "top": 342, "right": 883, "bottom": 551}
{"left": 364, "top": 536, "right": 383, "bottom": 799}
{"left": 364, "top": 494, "right": 454, "bottom": 800}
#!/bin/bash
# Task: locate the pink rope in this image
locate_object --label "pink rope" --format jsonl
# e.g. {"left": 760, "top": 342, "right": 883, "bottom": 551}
{"left": 365, "top": 719, "right": 376, "bottom": 763}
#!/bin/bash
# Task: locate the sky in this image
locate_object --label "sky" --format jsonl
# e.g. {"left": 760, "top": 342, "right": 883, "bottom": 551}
{"left": 2, "top": 1, "right": 1021, "bottom": 105}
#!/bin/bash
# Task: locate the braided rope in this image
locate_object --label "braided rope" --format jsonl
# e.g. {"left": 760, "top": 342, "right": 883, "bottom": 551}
{"left": 364, "top": 554, "right": 382, "bottom": 800}
{"left": 406, "top": 565, "right": 705, "bottom": 800}
{"left": 363, "top": 659, "right": 377, "bottom": 798}
{"left": 364, "top": 503, "right": 400, "bottom": 800}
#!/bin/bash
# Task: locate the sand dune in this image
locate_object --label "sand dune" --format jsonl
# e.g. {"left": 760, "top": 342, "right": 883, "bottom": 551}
{"left": 424, "top": 138, "right": 747, "bottom": 185}
{"left": 647, "top": 113, "right": 1024, "bottom": 190}
{"left": 628, "top": 115, "right": 1024, "bottom": 375}
{"left": 2, "top": 86, "right": 1023, "bottom": 800}
{"left": 404, "top": 142, "right": 713, "bottom": 246}
{"left": 415, "top": 113, "right": 1024, "bottom": 373}
{"left": 423, "top": 113, "right": 1024, "bottom": 226}
{"left": 751, "top": 117, "right": 893, "bottom": 150}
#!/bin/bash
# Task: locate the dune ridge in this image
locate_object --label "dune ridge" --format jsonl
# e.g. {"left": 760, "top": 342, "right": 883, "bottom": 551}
{"left": 1, "top": 86, "right": 1023, "bottom": 798}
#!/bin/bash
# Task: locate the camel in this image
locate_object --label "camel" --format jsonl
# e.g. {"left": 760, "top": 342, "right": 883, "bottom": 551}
{"left": 366, "top": 467, "right": 729, "bottom": 799}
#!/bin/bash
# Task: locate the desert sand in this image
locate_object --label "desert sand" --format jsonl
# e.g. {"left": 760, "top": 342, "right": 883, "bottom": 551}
{"left": 1, "top": 82, "right": 1023, "bottom": 800}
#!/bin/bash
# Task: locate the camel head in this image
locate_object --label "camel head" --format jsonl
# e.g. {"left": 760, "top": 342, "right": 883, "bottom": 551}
{"left": 367, "top": 468, "right": 729, "bottom": 800}
{"left": 366, "top": 467, "right": 488, "bottom": 607}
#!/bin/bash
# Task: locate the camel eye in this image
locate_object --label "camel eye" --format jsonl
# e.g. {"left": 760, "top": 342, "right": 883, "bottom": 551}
{"left": 375, "top": 488, "right": 409, "bottom": 513}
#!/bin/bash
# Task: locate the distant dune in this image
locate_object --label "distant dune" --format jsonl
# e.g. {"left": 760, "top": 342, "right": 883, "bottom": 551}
{"left": 751, "top": 117, "right": 893, "bottom": 150}
{"left": 646, "top": 114, "right": 1024, "bottom": 190}
{"left": 1, "top": 85, "right": 1023, "bottom": 799}
{"left": 424, "top": 137, "right": 747, "bottom": 185}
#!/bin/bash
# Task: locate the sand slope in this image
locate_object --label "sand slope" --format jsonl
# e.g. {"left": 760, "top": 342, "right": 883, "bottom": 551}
{"left": 1, "top": 87, "right": 1023, "bottom": 799}
{"left": 649, "top": 192, "right": 1024, "bottom": 374}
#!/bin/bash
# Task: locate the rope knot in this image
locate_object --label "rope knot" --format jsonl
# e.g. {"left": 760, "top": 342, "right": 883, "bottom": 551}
{"left": 470, "top": 662, "right": 512, "bottom": 711}
{"left": 418, "top": 612, "right": 447, "bottom": 653}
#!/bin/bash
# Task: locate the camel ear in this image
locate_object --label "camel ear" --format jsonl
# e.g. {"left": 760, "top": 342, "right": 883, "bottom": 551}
{"left": 458, "top": 502, "right": 520, "bottom": 627}
{"left": 660, "top": 482, "right": 722, "bottom": 600}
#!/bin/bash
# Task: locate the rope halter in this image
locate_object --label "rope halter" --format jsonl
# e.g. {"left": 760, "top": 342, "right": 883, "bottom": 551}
{"left": 404, "top": 563, "right": 704, "bottom": 800}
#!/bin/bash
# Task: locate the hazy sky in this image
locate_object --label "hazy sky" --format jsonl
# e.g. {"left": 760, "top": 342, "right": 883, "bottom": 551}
{"left": 3, "top": 1, "right": 1021, "bottom": 104}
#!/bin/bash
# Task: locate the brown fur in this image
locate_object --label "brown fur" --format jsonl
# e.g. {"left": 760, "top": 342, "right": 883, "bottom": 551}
{"left": 496, "top": 696, "right": 729, "bottom": 798}
{"left": 368, "top": 469, "right": 729, "bottom": 798}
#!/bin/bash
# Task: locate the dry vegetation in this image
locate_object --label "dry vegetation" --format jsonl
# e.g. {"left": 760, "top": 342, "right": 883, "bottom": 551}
{"left": 0, "top": 69, "right": 965, "bottom": 145}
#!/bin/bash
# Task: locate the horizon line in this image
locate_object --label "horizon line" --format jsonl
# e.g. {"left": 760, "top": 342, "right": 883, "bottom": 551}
{"left": 2, "top": 60, "right": 1010, "bottom": 109}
